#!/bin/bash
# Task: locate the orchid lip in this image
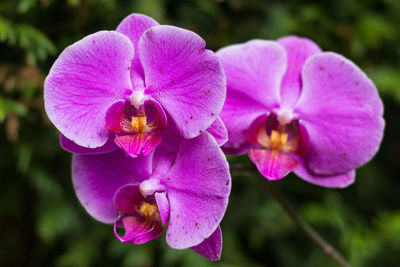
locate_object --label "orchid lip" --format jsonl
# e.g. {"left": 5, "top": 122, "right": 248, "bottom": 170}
{"left": 112, "top": 184, "right": 164, "bottom": 244}
{"left": 246, "top": 114, "right": 302, "bottom": 180}
{"left": 245, "top": 111, "right": 313, "bottom": 180}
{"left": 113, "top": 218, "right": 157, "bottom": 243}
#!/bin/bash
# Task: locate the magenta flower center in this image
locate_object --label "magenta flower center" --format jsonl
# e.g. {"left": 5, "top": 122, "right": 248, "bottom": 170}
{"left": 113, "top": 185, "right": 164, "bottom": 244}
{"left": 119, "top": 106, "right": 157, "bottom": 135}
{"left": 246, "top": 113, "right": 309, "bottom": 180}
{"left": 105, "top": 99, "right": 166, "bottom": 158}
{"left": 251, "top": 113, "right": 303, "bottom": 155}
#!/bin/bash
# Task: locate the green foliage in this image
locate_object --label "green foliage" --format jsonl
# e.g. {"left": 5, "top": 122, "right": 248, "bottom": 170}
{"left": 0, "top": 16, "right": 56, "bottom": 64}
{"left": 1, "top": 0, "right": 400, "bottom": 266}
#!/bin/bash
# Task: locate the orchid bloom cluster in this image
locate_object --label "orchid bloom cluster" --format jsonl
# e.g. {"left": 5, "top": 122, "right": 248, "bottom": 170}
{"left": 44, "top": 14, "right": 230, "bottom": 260}
{"left": 44, "top": 13, "right": 385, "bottom": 261}
{"left": 218, "top": 36, "right": 384, "bottom": 187}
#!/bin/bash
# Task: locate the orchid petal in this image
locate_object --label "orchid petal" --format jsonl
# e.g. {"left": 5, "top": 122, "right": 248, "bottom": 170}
{"left": 191, "top": 226, "right": 222, "bottom": 261}
{"left": 277, "top": 36, "right": 321, "bottom": 108}
{"left": 220, "top": 91, "right": 267, "bottom": 154}
{"left": 157, "top": 117, "right": 186, "bottom": 152}
{"left": 144, "top": 98, "right": 167, "bottom": 132}
{"left": 114, "top": 216, "right": 163, "bottom": 244}
{"left": 206, "top": 117, "right": 228, "bottom": 146}
{"left": 294, "top": 157, "right": 355, "bottom": 188}
{"left": 248, "top": 149, "right": 299, "bottom": 180}
{"left": 217, "top": 41, "right": 287, "bottom": 152}
{"left": 162, "top": 133, "right": 231, "bottom": 249}
{"left": 140, "top": 25, "right": 226, "bottom": 139}
{"left": 72, "top": 150, "right": 152, "bottom": 223}
{"left": 114, "top": 184, "right": 143, "bottom": 213}
{"left": 60, "top": 134, "right": 117, "bottom": 154}
{"left": 155, "top": 192, "right": 170, "bottom": 227}
{"left": 44, "top": 31, "right": 134, "bottom": 148}
{"left": 116, "top": 13, "right": 159, "bottom": 88}
{"left": 295, "top": 52, "right": 385, "bottom": 175}
{"left": 151, "top": 144, "right": 179, "bottom": 177}
{"left": 222, "top": 142, "right": 256, "bottom": 156}
{"left": 105, "top": 101, "right": 132, "bottom": 133}
{"left": 246, "top": 114, "right": 269, "bottom": 145}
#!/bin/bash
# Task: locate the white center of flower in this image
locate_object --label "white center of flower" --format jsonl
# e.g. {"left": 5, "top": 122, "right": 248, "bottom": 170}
{"left": 130, "top": 90, "right": 146, "bottom": 109}
{"left": 139, "top": 178, "right": 165, "bottom": 197}
{"left": 277, "top": 108, "right": 294, "bottom": 125}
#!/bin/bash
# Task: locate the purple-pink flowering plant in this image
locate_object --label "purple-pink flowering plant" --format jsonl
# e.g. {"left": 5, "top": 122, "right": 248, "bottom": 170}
{"left": 43, "top": 13, "right": 230, "bottom": 260}
{"left": 73, "top": 133, "right": 230, "bottom": 260}
{"left": 218, "top": 36, "right": 384, "bottom": 187}
{"left": 44, "top": 14, "right": 226, "bottom": 158}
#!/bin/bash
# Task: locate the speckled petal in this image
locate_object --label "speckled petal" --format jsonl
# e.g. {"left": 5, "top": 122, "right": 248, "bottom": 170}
{"left": 140, "top": 25, "right": 226, "bottom": 139}
{"left": 116, "top": 13, "right": 159, "bottom": 88}
{"left": 72, "top": 150, "right": 152, "bottom": 223}
{"left": 191, "top": 226, "right": 222, "bottom": 261}
{"left": 151, "top": 144, "right": 179, "bottom": 178}
{"left": 161, "top": 133, "right": 231, "bottom": 249}
{"left": 44, "top": 31, "right": 133, "bottom": 148}
{"left": 218, "top": 40, "right": 287, "bottom": 152}
{"left": 294, "top": 52, "right": 385, "bottom": 175}
{"left": 206, "top": 117, "right": 228, "bottom": 146}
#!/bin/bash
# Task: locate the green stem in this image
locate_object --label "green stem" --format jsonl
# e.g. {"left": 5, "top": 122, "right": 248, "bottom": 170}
{"left": 231, "top": 164, "right": 351, "bottom": 267}
{"left": 263, "top": 181, "right": 351, "bottom": 267}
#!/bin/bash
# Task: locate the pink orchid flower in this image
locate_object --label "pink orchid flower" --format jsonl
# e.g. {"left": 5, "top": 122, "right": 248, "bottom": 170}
{"left": 72, "top": 133, "right": 230, "bottom": 260}
{"left": 44, "top": 14, "right": 226, "bottom": 158}
{"left": 218, "top": 36, "right": 384, "bottom": 187}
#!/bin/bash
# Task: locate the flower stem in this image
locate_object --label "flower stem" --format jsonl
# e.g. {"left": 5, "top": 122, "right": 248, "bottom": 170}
{"left": 263, "top": 180, "right": 351, "bottom": 267}
{"left": 230, "top": 164, "right": 351, "bottom": 267}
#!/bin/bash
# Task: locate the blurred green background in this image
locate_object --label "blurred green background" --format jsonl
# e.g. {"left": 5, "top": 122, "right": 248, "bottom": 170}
{"left": 1, "top": 0, "right": 399, "bottom": 266}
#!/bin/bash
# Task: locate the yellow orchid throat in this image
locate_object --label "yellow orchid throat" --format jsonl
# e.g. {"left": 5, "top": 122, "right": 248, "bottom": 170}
{"left": 139, "top": 201, "right": 160, "bottom": 221}
{"left": 256, "top": 126, "right": 298, "bottom": 154}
